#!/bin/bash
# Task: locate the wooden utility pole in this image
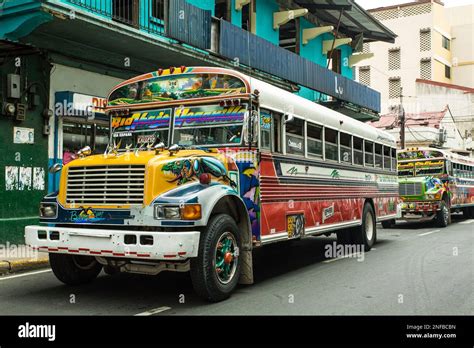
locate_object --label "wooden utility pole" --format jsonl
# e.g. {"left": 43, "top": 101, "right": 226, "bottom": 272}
{"left": 399, "top": 87, "right": 405, "bottom": 149}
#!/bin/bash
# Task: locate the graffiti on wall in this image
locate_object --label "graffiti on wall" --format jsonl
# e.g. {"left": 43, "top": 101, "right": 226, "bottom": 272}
{"left": 4, "top": 166, "right": 45, "bottom": 191}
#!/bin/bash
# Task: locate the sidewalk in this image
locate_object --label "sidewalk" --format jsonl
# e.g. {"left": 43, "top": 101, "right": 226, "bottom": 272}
{"left": 0, "top": 244, "right": 49, "bottom": 275}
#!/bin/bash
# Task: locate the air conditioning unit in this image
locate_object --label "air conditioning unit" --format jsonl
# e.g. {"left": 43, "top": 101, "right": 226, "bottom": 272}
{"left": 438, "top": 128, "right": 447, "bottom": 144}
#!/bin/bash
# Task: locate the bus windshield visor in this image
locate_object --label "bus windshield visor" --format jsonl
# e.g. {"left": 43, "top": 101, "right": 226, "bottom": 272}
{"left": 108, "top": 73, "right": 246, "bottom": 105}
{"left": 173, "top": 104, "right": 246, "bottom": 146}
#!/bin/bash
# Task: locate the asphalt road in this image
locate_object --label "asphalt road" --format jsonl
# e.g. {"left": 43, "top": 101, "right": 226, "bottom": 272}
{"left": 0, "top": 216, "right": 472, "bottom": 316}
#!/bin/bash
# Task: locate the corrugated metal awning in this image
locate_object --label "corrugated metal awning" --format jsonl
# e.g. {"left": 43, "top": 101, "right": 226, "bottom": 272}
{"left": 293, "top": 0, "right": 397, "bottom": 43}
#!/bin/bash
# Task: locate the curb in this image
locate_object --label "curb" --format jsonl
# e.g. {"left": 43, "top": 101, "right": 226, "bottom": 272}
{"left": 0, "top": 257, "right": 50, "bottom": 275}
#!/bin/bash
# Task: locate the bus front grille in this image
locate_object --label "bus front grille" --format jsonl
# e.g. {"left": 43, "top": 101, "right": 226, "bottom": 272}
{"left": 66, "top": 165, "right": 145, "bottom": 205}
{"left": 399, "top": 182, "right": 423, "bottom": 196}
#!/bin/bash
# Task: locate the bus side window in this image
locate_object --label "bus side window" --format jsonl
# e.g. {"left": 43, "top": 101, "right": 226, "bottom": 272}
{"left": 285, "top": 117, "right": 304, "bottom": 156}
{"left": 273, "top": 113, "right": 282, "bottom": 153}
{"left": 391, "top": 148, "right": 397, "bottom": 170}
{"left": 383, "top": 146, "right": 391, "bottom": 170}
{"left": 340, "top": 132, "right": 352, "bottom": 163}
{"left": 354, "top": 137, "right": 364, "bottom": 165}
{"left": 260, "top": 109, "right": 272, "bottom": 151}
{"left": 375, "top": 143, "right": 383, "bottom": 168}
{"left": 365, "top": 140, "right": 374, "bottom": 167}
{"left": 307, "top": 122, "right": 323, "bottom": 158}
{"left": 325, "top": 128, "right": 338, "bottom": 161}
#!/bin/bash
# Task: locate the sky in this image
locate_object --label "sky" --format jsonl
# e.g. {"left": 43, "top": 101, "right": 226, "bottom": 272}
{"left": 355, "top": 0, "right": 474, "bottom": 9}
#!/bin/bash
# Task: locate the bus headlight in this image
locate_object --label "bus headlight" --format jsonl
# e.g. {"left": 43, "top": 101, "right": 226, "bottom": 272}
{"left": 156, "top": 206, "right": 181, "bottom": 219}
{"left": 155, "top": 204, "right": 202, "bottom": 220}
{"left": 39, "top": 203, "right": 57, "bottom": 218}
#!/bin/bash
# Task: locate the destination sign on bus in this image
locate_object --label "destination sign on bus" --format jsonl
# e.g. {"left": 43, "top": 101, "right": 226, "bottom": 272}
{"left": 111, "top": 108, "right": 171, "bottom": 132}
{"left": 174, "top": 105, "right": 247, "bottom": 127}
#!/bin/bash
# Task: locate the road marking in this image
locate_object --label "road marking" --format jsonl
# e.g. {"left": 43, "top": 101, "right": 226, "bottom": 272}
{"left": 0, "top": 269, "right": 52, "bottom": 281}
{"left": 459, "top": 219, "right": 474, "bottom": 224}
{"left": 135, "top": 306, "right": 171, "bottom": 316}
{"left": 418, "top": 229, "right": 440, "bottom": 236}
{"left": 323, "top": 253, "right": 362, "bottom": 263}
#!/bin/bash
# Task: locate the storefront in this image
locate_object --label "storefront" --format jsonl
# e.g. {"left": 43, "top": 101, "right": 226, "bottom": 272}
{"left": 49, "top": 91, "right": 109, "bottom": 192}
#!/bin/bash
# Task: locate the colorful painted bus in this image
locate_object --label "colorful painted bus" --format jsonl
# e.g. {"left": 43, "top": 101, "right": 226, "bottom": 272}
{"left": 397, "top": 148, "right": 474, "bottom": 227}
{"left": 25, "top": 67, "right": 399, "bottom": 302}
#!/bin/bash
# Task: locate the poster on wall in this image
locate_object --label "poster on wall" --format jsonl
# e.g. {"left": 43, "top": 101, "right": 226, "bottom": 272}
{"left": 19, "top": 167, "right": 32, "bottom": 190}
{"left": 5, "top": 166, "right": 19, "bottom": 191}
{"left": 13, "top": 127, "right": 34, "bottom": 144}
{"left": 33, "top": 167, "right": 45, "bottom": 190}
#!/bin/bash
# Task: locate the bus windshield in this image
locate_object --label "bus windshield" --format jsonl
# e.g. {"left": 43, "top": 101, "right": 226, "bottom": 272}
{"left": 109, "top": 104, "right": 247, "bottom": 150}
{"left": 108, "top": 73, "right": 246, "bottom": 106}
{"left": 173, "top": 104, "right": 246, "bottom": 146}
{"left": 398, "top": 160, "right": 445, "bottom": 177}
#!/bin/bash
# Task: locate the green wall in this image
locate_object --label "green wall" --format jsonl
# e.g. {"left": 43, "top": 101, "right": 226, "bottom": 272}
{"left": 0, "top": 54, "right": 50, "bottom": 244}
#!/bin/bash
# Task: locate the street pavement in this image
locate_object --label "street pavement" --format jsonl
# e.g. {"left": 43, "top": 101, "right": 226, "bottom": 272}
{"left": 0, "top": 216, "right": 472, "bottom": 316}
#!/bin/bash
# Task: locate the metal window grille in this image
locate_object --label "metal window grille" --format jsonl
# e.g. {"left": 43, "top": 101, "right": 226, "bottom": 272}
{"left": 420, "top": 58, "right": 431, "bottom": 80}
{"left": 389, "top": 78, "right": 401, "bottom": 99}
{"left": 388, "top": 48, "right": 401, "bottom": 70}
{"left": 420, "top": 28, "right": 431, "bottom": 52}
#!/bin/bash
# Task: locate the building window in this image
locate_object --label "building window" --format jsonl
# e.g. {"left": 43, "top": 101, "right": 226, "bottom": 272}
{"left": 327, "top": 49, "right": 342, "bottom": 74}
{"left": 279, "top": 18, "right": 299, "bottom": 53}
{"left": 388, "top": 48, "right": 401, "bottom": 70}
{"left": 113, "top": 0, "right": 139, "bottom": 27}
{"left": 389, "top": 77, "right": 401, "bottom": 99}
{"left": 241, "top": 1, "right": 252, "bottom": 32}
{"left": 445, "top": 64, "right": 451, "bottom": 79}
{"left": 215, "top": 0, "right": 230, "bottom": 21}
{"left": 442, "top": 36, "right": 450, "bottom": 50}
{"left": 358, "top": 66, "right": 371, "bottom": 86}
{"left": 419, "top": 28, "right": 431, "bottom": 52}
{"left": 151, "top": 0, "right": 164, "bottom": 21}
{"left": 420, "top": 58, "right": 431, "bottom": 80}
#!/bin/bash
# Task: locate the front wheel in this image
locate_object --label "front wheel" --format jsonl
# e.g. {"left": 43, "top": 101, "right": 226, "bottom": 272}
{"left": 190, "top": 214, "right": 242, "bottom": 302}
{"left": 436, "top": 201, "right": 450, "bottom": 228}
{"left": 353, "top": 203, "right": 377, "bottom": 251}
{"left": 49, "top": 254, "right": 102, "bottom": 285}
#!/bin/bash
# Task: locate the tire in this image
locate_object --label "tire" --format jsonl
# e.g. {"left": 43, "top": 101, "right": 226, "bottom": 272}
{"left": 49, "top": 253, "right": 102, "bottom": 285}
{"left": 353, "top": 203, "right": 377, "bottom": 251}
{"left": 190, "top": 214, "right": 242, "bottom": 302}
{"left": 436, "top": 200, "right": 450, "bottom": 228}
{"left": 381, "top": 219, "right": 395, "bottom": 229}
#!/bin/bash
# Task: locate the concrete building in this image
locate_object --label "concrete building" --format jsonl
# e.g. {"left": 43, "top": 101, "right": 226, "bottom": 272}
{"left": 369, "top": 106, "right": 469, "bottom": 152}
{"left": 0, "top": 0, "right": 395, "bottom": 243}
{"left": 354, "top": 0, "right": 474, "bottom": 114}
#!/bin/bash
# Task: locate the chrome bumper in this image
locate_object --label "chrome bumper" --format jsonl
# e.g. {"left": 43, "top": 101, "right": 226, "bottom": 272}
{"left": 25, "top": 225, "right": 200, "bottom": 261}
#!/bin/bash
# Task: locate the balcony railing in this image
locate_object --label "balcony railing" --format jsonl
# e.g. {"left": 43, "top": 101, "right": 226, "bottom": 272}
{"left": 63, "top": 0, "right": 380, "bottom": 112}
{"left": 67, "top": 0, "right": 165, "bottom": 35}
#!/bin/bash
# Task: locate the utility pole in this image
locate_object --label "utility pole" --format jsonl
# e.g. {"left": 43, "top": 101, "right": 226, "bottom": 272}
{"left": 399, "top": 87, "right": 405, "bottom": 149}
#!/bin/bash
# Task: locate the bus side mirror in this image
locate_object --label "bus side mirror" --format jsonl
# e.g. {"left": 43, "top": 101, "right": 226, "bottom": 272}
{"left": 284, "top": 113, "right": 294, "bottom": 124}
{"left": 49, "top": 163, "right": 63, "bottom": 174}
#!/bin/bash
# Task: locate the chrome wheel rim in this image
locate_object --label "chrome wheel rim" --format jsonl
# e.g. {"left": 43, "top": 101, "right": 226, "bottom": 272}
{"left": 214, "top": 232, "right": 239, "bottom": 285}
{"left": 365, "top": 211, "right": 374, "bottom": 241}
